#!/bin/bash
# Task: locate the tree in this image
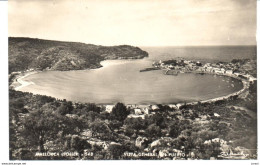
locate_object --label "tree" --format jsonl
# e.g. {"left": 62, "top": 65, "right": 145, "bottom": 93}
{"left": 58, "top": 115, "right": 84, "bottom": 137}
{"left": 23, "top": 107, "right": 59, "bottom": 152}
{"left": 124, "top": 117, "right": 147, "bottom": 130}
{"left": 70, "top": 135, "right": 91, "bottom": 158}
{"left": 168, "top": 120, "right": 191, "bottom": 138}
{"left": 90, "top": 121, "right": 111, "bottom": 139}
{"left": 109, "top": 120, "right": 123, "bottom": 130}
{"left": 107, "top": 144, "right": 125, "bottom": 159}
{"left": 57, "top": 102, "right": 73, "bottom": 115}
{"left": 147, "top": 113, "right": 165, "bottom": 128}
{"left": 124, "top": 127, "right": 135, "bottom": 136}
{"left": 216, "top": 123, "right": 230, "bottom": 139}
{"left": 111, "top": 103, "right": 129, "bottom": 121}
{"left": 145, "top": 124, "right": 161, "bottom": 138}
{"left": 86, "top": 103, "right": 101, "bottom": 113}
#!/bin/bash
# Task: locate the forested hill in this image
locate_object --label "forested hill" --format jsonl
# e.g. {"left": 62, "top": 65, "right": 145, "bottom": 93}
{"left": 9, "top": 37, "right": 149, "bottom": 73}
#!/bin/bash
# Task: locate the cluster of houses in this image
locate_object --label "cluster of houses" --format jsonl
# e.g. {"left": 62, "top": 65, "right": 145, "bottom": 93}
{"left": 105, "top": 104, "right": 161, "bottom": 119}
{"left": 153, "top": 58, "right": 256, "bottom": 82}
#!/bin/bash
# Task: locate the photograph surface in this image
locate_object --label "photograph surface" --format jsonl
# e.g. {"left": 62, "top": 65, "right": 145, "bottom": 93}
{"left": 8, "top": 0, "right": 257, "bottom": 160}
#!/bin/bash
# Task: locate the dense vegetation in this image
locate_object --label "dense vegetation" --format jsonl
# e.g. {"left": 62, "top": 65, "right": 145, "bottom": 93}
{"left": 9, "top": 81, "right": 257, "bottom": 160}
{"left": 9, "top": 37, "right": 148, "bottom": 73}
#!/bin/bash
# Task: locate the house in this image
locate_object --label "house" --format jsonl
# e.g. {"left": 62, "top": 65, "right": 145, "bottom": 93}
{"left": 243, "top": 74, "right": 255, "bottom": 80}
{"left": 225, "top": 70, "right": 233, "bottom": 75}
{"left": 220, "top": 68, "right": 226, "bottom": 73}
{"left": 151, "top": 105, "right": 159, "bottom": 110}
{"left": 65, "top": 114, "right": 78, "bottom": 119}
{"left": 206, "top": 66, "right": 213, "bottom": 72}
{"left": 134, "top": 108, "right": 142, "bottom": 115}
{"left": 142, "top": 107, "right": 150, "bottom": 114}
{"left": 168, "top": 65, "right": 174, "bottom": 69}
{"left": 176, "top": 103, "right": 183, "bottom": 109}
{"left": 128, "top": 114, "right": 145, "bottom": 119}
{"left": 169, "top": 104, "right": 178, "bottom": 109}
{"left": 160, "top": 63, "right": 165, "bottom": 68}
{"left": 212, "top": 138, "right": 220, "bottom": 143}
{"left": 137, "top": 105, "right": 150, "bottom": 114}
{"left": 135, "top": 136, "right": 148, "bottom": 148}
{"left": 105, "top": 105, "right": 114, "bottom": 113}
{"left": 184, "top": 60, "right": 190, "bottom": 64}
{"left": 198, "top": 67, "right": 205, "bottom": 72}
{"left": 248, "top": 76, "right": 257, "bottom": 82}
{"left": 213, "top": 68, "right": 223, "bottom": 74}
{"left": 110, "top": 142, "right": 122, "bottom": 146}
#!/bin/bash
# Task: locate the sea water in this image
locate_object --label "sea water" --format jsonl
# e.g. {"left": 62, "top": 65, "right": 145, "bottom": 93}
{"left": 19, "top": 46, "right": 255, "bottom": 104}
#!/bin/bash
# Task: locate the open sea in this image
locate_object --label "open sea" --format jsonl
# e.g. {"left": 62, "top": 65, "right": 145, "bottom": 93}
{"left": 19, "top": 46, "right": 255, "bottom": 104}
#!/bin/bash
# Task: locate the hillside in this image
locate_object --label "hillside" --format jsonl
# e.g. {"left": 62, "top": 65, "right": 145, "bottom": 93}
{"left": 9, "top": 37, "right": 148, "bottom": 73}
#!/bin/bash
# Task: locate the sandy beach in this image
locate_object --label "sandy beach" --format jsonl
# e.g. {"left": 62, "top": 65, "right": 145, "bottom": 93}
{"left": 11, "top": 71, "right": 39, "bottom": 91}
{"left": 100, "top": 59, "right": 142, "bottom": 68}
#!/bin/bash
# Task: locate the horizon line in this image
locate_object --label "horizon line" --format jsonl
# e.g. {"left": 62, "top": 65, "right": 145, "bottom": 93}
{"left": 8, "top": 36, "right": 257, "bottom": 47}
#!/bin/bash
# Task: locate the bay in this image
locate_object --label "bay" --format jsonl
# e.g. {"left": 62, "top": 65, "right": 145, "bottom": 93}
{"left": 18, "top": 45, "right": 253, "bottom": 104}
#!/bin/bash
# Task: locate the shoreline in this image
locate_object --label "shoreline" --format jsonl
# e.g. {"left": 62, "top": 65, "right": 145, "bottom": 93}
{"left": 9, "top": 59, "right": 144, "bottom": 91}
{"left": 164, "top": 71, "right": 250, "bottom": 108}
{"left": 10, "top": 71, "right": 40, "bottom": 90}
{"left": 10, "top": 71, "right": 251, "bottom": 109}
{"left": 183, "top": 78, "right": 249, "bottom": 106}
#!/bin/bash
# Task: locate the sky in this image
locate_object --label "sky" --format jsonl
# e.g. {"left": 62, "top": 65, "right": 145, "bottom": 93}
{"left": 8, "top": 0, "right": 256, "bottom": 46}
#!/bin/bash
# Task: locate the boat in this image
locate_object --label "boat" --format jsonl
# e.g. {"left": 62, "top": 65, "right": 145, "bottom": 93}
{"left": 165, "top": 70, "right": 179, "bottom": 76}
{"left": 140, "top": 67, "right": 160, "bottom": 72}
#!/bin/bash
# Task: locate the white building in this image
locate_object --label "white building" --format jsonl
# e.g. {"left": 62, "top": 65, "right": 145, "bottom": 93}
{"left": 184, "top": 60, "right": 190, "bottom": 64}
{"left": 198, "top": 67, "right": 205, "bottom": 72}
{"left": 214, "top": 68, "right": 223, "bottom": 74}
{"left": 151, "top": 105, "right": 159, "bottom": 110}
{"left": 176, "top": 103, "right": 183, "bottom": 109}
{"left": 248, "top": 76, "right": 257, "bottom": 82}
{"left": 128, "top": 114, "right": 145, "bottom": 119}
{"left": 105, "top": 105, "right": 114, "bottom": 113}
{"left": 169, "top": 104, "right": 178, "bottom": 109}
{"left": 206, "top": 66, "right": 213, "bottom": 72}
{"left": 134, "top": 108, "right": 142, "bottom": 115}
{"left": 225, "top": 70, "right": 233, "bottom": 75}
{"left": 142, "top": 107, "right": 150, "bottom": 114}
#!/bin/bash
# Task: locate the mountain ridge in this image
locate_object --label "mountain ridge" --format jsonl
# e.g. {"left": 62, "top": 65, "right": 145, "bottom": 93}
{"left": 9, "top": 37, "right": 149, "bottom": 73}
